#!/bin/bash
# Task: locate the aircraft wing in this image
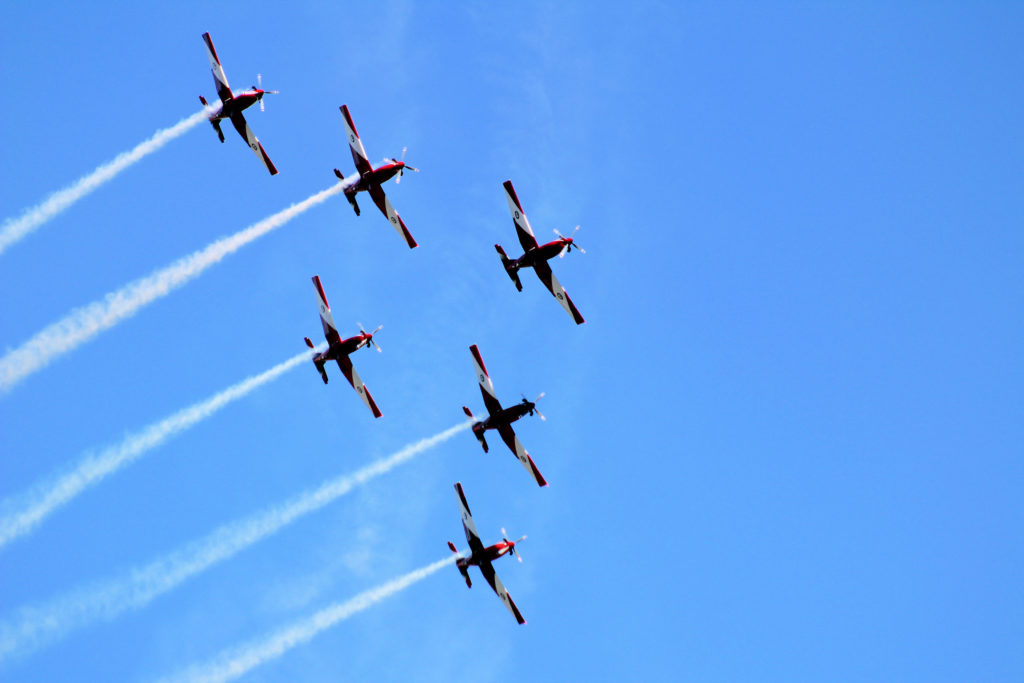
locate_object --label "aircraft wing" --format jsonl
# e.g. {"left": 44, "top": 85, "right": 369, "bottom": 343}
{"left": 367, "top": 184, "right": 418, "bottom": 248}
{"left": 497, "top": 424, "right": 547, "bottom": 487}
{"left": 503, "top": 180, "right": 539, "bottom": 253}
{"left": 339, "top": 105, "right": 373, "bottom": 177}
{"left": 479, "top": 560, "right": 526, "bottom": 624}
{"left": 201, "top": 32, "right": 233, "bottom": 102}
{"left": 335, "top": 354, "right": 382, "bottom": 418}
{"left": 469, "top": 345, "right": 503, "bottom": 417}
{"left": 229, "top": 113, "right": 279, "bottom": 175}
{"left": 312, "top": 276, "right": 342, "bottom": 345}
{"left": 532, "top": 260, "right": 585, "bottom": 325}
{"left": 454, "top": 482, "right": 486, "bottom": 555}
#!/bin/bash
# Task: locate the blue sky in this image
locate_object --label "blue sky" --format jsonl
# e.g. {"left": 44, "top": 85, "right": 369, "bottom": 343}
{"left": 1, "top": 2, "right": 1022, "bottom": 681}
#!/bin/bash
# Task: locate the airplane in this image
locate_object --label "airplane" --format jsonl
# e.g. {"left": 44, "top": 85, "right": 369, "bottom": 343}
{"left": 461, "top": 344, "right": 547, "bottom": 487}
{"left": 494, "top": 180, "right": 586, "bottom": 324}
{"left": 333, "top": 104, "right": 419, "bottom": 249}
{"left": 303, "top": 275, "right": 383, "bottom": 418}
{"left": 198, "top": 32, "right": 279, "bottom": 175}
{"left": 447, "top": 482, "right": 528, "bottom": 625}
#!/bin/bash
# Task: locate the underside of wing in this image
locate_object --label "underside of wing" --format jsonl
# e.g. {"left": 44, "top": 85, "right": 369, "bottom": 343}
{"left": 503, "top": 180, "right": 539, "bottom": 253}
{"left": 339, "top": 105, "right": 373, "bottom": 177}
{"left": 454, "top": 482, "right": 485, "bottom": 554}
{"left": 469, "top": 345, "right": 503, "bottom": 416}
{"left": 312, "top": 275, "right": 341, "bottom": 345}
{"left": 479, "top": 561, "right": 526, "bottom": 624}
{"left": 229, "top": 113, "right": 278, "bottom": 175}
{"left": 367, "top": 184, "right": 417, "bottom": 248}
{"left": 533, "top": 260, "right": 585, "bottom": 325}
{"left": 336, "top": 355, "right": 382, "bottom": 418}
{"left": 498, "top": 424, "right": 548, "bottom": 487}
{"left": 201, "top": 32, "right": 233, "bottom": 102}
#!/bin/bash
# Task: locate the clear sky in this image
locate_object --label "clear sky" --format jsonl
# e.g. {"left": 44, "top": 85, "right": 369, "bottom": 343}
{"left": 1, "top": 2, "right": 1021, "bottom": 681}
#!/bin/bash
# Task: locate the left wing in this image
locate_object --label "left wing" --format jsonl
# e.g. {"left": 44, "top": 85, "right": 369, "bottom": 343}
{"left": 497, "top": 424, "right": 548, "bottom": 487}
{"left": 503, "top": 180, "right": 539, "bottom": 253}
{"left": 229, "top": 112, "right": 279, "bottom": 176}
{"left": 201, "top": 32, "right": 233, "bottom": 102}
{"left": 532, "top": 260, "right": 585, "bottom": 325}
{"left": 312, "top": 275, "right": 341, "bottom": 345}
{"left": 339, "top": 105, "right": 373, "bottom": 177}
{"left": 479, "top": 560, "right": 526, "bottom": 624}
{"left": 367, "top": 183, "right": 418, "bottom": 248}
{"left": 469, "top": 344, "right": 503, "bottom": 417}
{"left": 454, "top": 482, "right": 486, "bottom": 555}
{"left": 335, "top": 354, "right": 382, "bottom": 418}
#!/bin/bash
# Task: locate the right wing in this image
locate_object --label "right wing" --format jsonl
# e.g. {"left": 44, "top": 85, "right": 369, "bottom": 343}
{"left": 497, "top": 424, "right": 548, "bottom": 487}
{"left": 479, "top": 560, "right": 527, "bottom": 625}
{"left": 335, "top": 354, "right": 382, "bottom": 418}
{"left": 532, "top": 260, "right": 585, "bottom": 325}
{"left": 229, "top": 113, "right": 279, "bottom": 175}
{"left": 339, "top": 105, "right": 373, "bottom": 177}
{"left": 201, "top": 32, "right": 233, "bottom": 103}
{"left": 312, "top": 275, "right": 341, "bottom": 345}
{"left": 367, "top": 184, "right": 418, "bottom": 248}
{"left": 469, "top": 344, "right": 503, "bottom": 417}
{"left": 454, "top": 482, "right": 485, "bottom": 555}
{"left": 503, "top": 180, "right": 539, "bottom": 253}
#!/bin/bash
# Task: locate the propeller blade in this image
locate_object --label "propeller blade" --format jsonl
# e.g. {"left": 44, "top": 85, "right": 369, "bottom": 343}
{"left": 258, "top": 73, "right": 262, "bottom": 88}
{"left": 558, "top": 243, "right": 568, "bottom": 259}
{"left": 400, "top": 146, "right": 408, "bottom": 162}
{"left": 260, "top": 98, "right": 265, "bottom": 112}
{"left": 575, "top": 243, "right": 586, "bottom": 255}
{"left": 534, "top": 392, "right": 546, "bottom": 421}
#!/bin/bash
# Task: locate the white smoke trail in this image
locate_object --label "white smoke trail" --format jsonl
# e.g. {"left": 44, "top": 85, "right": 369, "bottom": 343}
{"left": 0, "top": 108, "right": 215, "bottom": 256}
{"left": 0, "top": 350, "right": 314, "bottom": 549}
{"left": 0, "top": 421, "right": 470, "bottom": 664}
{"left": 0, "top": 183, "right": 345, "bottom": 394}
{"left": 157, "top": 557, "right": 454, "bottom": 683}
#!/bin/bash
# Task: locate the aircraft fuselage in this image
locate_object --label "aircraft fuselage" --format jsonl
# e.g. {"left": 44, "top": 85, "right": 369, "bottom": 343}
{"left": 509, "top": 238, "right": 574, "bottom": 270}
{"left": 344, "top": 162, "right": 407, "bottom": 197}
{"left": 478, "top": 401, "right": 534, "bottom": 432}
{"left": 456, "top": 541, "right": 516, "bottom": 570}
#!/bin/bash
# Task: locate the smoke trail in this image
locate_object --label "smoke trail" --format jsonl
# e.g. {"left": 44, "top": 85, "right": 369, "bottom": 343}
{"left": 0, "top": 421, "right": 470, "bottom": 663}
{"left": 157, "top": 556, "right": 454, "bottom": 683}
{"left": 0, "top": 108, "right": 214, "bottom": 256}
{"left": 0, "top": 350, "right": 314, "bottom": 549}
{"left": 0, "top": 183, "right": 345, "bottom": 394}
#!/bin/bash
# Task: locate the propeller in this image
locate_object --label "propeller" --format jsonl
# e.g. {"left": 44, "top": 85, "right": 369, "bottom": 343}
{"left": 255, "top": 74, "right": 279, "bottom": 112}
{"left": 501, "top": 528, "right": 527, "bottom": 563}
{"left": 554, "top": 225, "right": 585, "bottom": 257}
{"left": 392, "top": 147, "right": 419, "bottom": 183}
{"left": 523, "top": 392, "right": 546, "bottom": 421}
{"left": 358, "top": 322, "right": 383, "bottom": 352}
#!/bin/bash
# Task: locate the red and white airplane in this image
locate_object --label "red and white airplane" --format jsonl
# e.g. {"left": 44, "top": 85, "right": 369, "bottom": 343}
{"left": 303, "top": 275, "right": 383, "bottom": 418}
{"left": 462, "top": 345, "right": 547, "bottom": 487}
{"left": 333, "top": 105, "right": 418, "bottom": 249}
{"left": 495, "top": 180, "right": 586, "bottom": 324}
{"left": 447, "top": 482, "right": 528, "bottom": 625}
{"left": 198, "top": 32, "right": 279, "bottom": 175}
